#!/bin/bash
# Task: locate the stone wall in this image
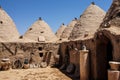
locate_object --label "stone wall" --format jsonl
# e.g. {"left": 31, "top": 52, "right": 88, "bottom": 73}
{"left": 1, "top": 29, "right": 120, "bottom": 80}
{"left": 59, "top": 29, "right": 120, "bottom": 80}
{"left": 59, "top": 39, "right": 96, "bottom": 79}
{"left": 95, "top": 29, "right": 120, "bottom": 80}
{"left": 0, "top": 42, "right": 60, "bottom": 69}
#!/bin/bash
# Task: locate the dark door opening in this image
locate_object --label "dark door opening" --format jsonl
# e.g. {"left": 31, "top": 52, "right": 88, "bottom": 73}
{"left": 38, "top": 47, "right": 42, "bottom": 51}
{"left": 64, "top": 46, "right": 70, "bottom": 65}
{"left": 107, "top": 40, "right": 113, "bottom": 69}
{"left": 39, "top": 53, "right": 43, "bottom": 57}
{"left": 46, "top": 52, "right": 52, "bottom": 65}
{"left": 96, "top": 35, "right": 113, "bottom": 80}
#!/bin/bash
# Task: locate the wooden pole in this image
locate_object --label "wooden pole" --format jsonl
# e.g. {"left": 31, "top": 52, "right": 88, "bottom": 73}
{"left": 80, "top": 50, "right": 89, "bottom": 80}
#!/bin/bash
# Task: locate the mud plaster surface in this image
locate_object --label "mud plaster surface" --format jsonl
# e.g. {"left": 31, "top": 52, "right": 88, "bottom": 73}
{"left": 0, "top": 67, "right": 71, "bottom": 80}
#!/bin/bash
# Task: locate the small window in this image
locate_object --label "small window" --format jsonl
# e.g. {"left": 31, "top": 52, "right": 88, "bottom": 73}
{"left": 117, "top": 12, "right": 120, "bottom": 17}
{"left": 30, "top": 53, "right": 34, "bottom": 55}
{"left": 29, "top": 28, "right": 32, "bottom": 31}
{"left": 84, "top": 34, "right": 88, "bottom": 37}
{"left": 38, "top": 47, "right": 42, "bottom": 51}
{"left": 59, "top": 38, "right": 62, "bottom": 41}
{"left": 19, "top": 36, "right": 23, "bottom": 39}
{"left": 92, "top": 39, "right": 94, "bottom": 42}
{"left": 49, "top": 52, "right": 52, "bottom": 54}
{"left": 24, "top": 58, "right": 29, "bottom": 64}
{"left": 39, "top": 53, "right": 43, "bottom": 57}
{"left": 41, "top": 31, "right": 44, "bottom": 33}
{"left": 0, "top": 21, "right": 3, "bottom": 24}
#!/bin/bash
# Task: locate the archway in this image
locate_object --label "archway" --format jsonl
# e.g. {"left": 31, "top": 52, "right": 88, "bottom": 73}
{"left": 96, "top": 33, "right": 113, "bottom": 80}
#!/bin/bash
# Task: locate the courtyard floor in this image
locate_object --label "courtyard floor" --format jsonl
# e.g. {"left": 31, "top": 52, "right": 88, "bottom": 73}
{"left": 0, "top": 67, "right": 72, "bottom": 80}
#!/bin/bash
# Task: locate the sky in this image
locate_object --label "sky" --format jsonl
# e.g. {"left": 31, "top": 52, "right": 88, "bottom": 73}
{"left": 0, "top": 0, "right": 112, "bottom": 35}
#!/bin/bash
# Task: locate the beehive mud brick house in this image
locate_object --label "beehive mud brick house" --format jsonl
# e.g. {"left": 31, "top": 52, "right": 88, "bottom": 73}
{"left": 1, "top": 0, "right": 120, "bottom": 80}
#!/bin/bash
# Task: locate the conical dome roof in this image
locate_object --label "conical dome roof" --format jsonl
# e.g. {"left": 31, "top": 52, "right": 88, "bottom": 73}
{"left": 0, "top": 7, "right": 20, "bottom": 42}
{"left": 100, "top": 0, "right": 120, "bottom": 28}
{"left": 55, "top": 23, "right": 66, "bottom": 38}
{"left": 23, "top": 18, "right": 57, "bottom": 42}
{"left": 69, "top": 3, "right": 105, "bottom": 40}
{"left": 60, "top": 18, "right": 77, "bottom": 41}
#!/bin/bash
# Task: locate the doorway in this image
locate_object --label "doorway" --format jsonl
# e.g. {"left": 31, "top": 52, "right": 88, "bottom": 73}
{"left": 39, "top": 53, "right": 43, "bottom": 57}
{"left": 96, "top": 34, "right": 113, "bottom": 80}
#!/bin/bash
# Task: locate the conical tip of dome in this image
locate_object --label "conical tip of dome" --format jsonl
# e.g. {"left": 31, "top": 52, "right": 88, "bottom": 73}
{"left": 91, "top": 2, "right": 95, "bottom": 5}
{"left": 0, "top": 6, "right": 2, "bottom": 9}
{"left": 80, "top": 15, "right": 82, "bottom": 18}
{"left": 62, "top": 23, "right": 65, "bottom": 25}
{"left": 39, "top": 17, "right": 42, "bottom": 20}
{"left": 72, "top": 17, "right": 77, "bottom": 21}
{"left": 74, "top": 17, "right": 77, "bottom": 20}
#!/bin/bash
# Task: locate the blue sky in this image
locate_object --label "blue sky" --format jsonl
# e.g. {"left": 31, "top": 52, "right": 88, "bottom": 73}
{"left": 1, "top": 0, "right": 112, "bottom": 35}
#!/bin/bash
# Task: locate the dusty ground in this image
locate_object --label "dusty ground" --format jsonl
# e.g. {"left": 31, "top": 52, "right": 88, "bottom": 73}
{"left": 0, "top": 67, "right": 72, "bottom": 80}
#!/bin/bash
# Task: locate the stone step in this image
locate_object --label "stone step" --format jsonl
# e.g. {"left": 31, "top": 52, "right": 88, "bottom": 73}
{"left": 108, "top": 70, "right": 120, "bottom": 80}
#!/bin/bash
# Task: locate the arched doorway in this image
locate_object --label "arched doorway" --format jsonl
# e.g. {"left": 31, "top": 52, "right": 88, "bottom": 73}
{"left": 96, "top": 33, "right": 113, "bottom": 80}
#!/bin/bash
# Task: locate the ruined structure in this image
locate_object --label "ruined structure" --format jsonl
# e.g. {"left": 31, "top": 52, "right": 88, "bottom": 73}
{"left": 1, "top": 0, "right": 120, "bottom": 80}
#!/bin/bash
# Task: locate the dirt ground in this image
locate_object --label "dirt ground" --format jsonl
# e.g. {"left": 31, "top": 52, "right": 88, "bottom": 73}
{"left": 0, "top": 67, "right": 72, "bottom": 80}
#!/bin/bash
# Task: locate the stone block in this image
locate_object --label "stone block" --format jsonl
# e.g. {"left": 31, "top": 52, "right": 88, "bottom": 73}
{"left": 80, "top": 50, "right": 89, "bottom": 80}
{"left": 108, "top": 70, "right": 120, "bottom": 80}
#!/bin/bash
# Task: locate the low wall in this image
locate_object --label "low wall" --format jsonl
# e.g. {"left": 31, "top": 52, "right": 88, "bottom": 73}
{"left": 0, "top": 42, "right": 60, "bottom": 69}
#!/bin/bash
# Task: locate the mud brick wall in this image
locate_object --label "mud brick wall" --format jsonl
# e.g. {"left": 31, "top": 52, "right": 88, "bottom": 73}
{"left": 59, "top": 39, "right": 96, "bottom": 79}
{"left": 59, "top": 38, "right": 99, "bottom": 80}
{"left": 59, "top": 29, "right": 120, "bottom": 80}
{"left": 0, "top": 42, "right": 60, "bottom": 68}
